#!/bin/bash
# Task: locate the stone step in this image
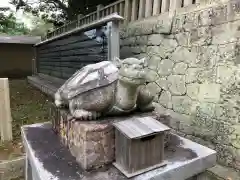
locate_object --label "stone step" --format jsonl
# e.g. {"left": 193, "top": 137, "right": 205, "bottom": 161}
{"left": 27, "top": 75, "right": 62, "bottom": 98}
{"left": 37, "top": 73, "right": 65, "bottom": 86}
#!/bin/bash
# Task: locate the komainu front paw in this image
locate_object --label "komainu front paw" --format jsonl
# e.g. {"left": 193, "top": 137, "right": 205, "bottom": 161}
{"left": 72, "top": 110, "right": 100, "bottom": 121}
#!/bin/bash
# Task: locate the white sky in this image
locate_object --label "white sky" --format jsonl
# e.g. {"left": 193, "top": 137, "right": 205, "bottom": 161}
{"left": 0, "top": 0, "right": 33, "bottom": 26}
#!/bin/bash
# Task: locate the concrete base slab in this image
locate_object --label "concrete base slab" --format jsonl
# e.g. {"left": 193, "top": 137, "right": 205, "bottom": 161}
{"left": 21, "top": 122, "right": 216, "bottom": 180}
{"left": 113, "top": 161, "right": 167, "bottom": 178}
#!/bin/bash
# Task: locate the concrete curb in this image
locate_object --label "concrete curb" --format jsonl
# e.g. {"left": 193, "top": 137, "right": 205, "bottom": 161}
{"left": 0, "top": 156, "right": 25, "bottom": 180}
{"left": 206, "top": 165, "right": 240, "bottom": 180}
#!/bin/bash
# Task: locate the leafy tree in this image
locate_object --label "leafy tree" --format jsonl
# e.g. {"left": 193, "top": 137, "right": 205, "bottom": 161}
{"left": 23, "top": 13, "right": 54, "bottom": 36}
{"left": 10, "top": 0, "right": 117, "bottom": 26}
{"left": 0, "top": 8, "right": 29, "bottom": 35}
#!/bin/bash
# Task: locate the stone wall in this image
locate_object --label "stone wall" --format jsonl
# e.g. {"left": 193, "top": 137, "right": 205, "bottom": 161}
{"left": 120, "top": 0, "right": 240, "bottom": 170}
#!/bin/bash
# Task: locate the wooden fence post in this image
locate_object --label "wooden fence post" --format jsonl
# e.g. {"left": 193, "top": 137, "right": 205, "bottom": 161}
{"left": 153, "top": 0, "right": 161, "bottom": 15}
{"left": 138, "top": 0, "right": 146, "bottom": 19}
{"left": 119, "top": 2, "right": 124, "bottom": 16}
{"left": 107, "top": 19, "right": 121, "bottom": 61}
{"left": 169, "top": 0, "right": 182, "bottom": 11}
{"left": 184, "top": 0, "right": 193, "bottom": 7}
{"left": 145, "top": 0, "right": 153, "bottom": 17}
{"left": 97, "top": 4, "right": 104, "bottom": 19}
{"left": 114, "top": 4, "right": 118, "bottom": 13}
{"left": 124, "top": 0, "right": 131, "bottom": 24}
{"left": 32, "top": 58, "right": 36, "bottom": 75}
{"left": 161, "top": 0, "right": 170, "bottom": 12}
{"left": 131, "top": 0, "right": 138, "bottom": 21}
{"left": 195, "top": 0, "right": 201, "bottom": 4}
{"left": 33, "top": 47, "right": 38, "bottom": 75}
{"left": 0, "top": 78, "right": 12, "bottom": 142}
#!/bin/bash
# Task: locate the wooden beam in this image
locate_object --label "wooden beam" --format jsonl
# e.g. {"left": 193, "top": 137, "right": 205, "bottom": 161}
{"left": 145, "top": 0, "right": 153, "bottom": 17}
{"left": 153, "top": 0, "right": 161, "bottom": 15}
{"left": 0, "top": 78, "right": 12, "bottom": 142}
{"left": 131, "top": 0, "right": 138, "bottom": 21}
{"left": 138, "top": 0, "right": 145, "bottom": 19}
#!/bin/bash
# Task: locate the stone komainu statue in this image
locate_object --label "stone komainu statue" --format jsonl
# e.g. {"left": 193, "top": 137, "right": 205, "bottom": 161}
{"left": 54, "top": 57, "right": 155, "bottom": 120}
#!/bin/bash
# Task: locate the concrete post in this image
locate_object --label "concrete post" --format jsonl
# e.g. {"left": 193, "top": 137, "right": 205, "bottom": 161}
{"left": 0, "top": 78, "right": 12, "bottom": 142}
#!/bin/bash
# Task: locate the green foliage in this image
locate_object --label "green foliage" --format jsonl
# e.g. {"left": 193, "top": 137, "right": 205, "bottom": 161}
{"left": 23, "top": 13, "right": 54, "bottom": 36}
{"left": 0, "top": 9, "right": 29, "bottom": 35}
{"left": 10, "top": 0, "right": 117, "bottom": 25}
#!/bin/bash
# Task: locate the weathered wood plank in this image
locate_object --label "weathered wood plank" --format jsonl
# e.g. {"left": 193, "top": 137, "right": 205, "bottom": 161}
{"left": 38, "top": 34, "right": 89, "bottom": 50}
{"left": 39, "top": 39, "right": 107, "bottom": 54}
{"left": 39, "top": 47, "right": 107, "bottom": 57}
{"left": 113, "top": 117, "right": 170, "bottom": 139}
{"left": 38, "top": 61, "right": 101, "bottom": 69}
{"left": 38, "top": 25, "right": 108, "bottom": 51}
{"left": 38, "top": 54, "right": 106, "bottom": 62}
{"left": 0, "top": 78, "right": 12, "bottom": 141}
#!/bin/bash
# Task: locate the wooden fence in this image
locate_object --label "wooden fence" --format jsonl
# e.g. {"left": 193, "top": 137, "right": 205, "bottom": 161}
{"left": 35, "top": 14, "right": 122, "bottom": 80}
{"left": 43, "top": 0, "right": 201, "bottom": 41}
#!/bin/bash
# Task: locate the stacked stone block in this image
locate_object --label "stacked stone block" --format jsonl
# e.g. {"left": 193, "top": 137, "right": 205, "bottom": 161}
{"left": 120, "top": 1, "right": 240, "bottom": 170}
{"left": 50, "top": 104, "right": 115, "bottom": 170}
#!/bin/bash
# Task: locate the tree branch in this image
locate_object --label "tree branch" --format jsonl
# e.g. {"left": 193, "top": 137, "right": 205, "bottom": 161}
{"left": 47, "top": 0, "right": 69, "bottom": 15}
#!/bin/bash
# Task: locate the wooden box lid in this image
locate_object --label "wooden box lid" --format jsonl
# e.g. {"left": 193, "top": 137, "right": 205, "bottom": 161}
{"left": 113, "top": 116, "right": 170, "bottom": 139}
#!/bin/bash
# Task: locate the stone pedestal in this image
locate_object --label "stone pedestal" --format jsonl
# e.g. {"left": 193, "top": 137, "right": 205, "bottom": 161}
{"left": 50, "top": 104, "right": 115, "bottom": 170}
{"left": 22, "top": 122, "right": 217, "bottom": 180}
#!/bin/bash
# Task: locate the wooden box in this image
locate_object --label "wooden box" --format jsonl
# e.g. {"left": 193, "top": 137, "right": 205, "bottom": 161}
{"left": 113, "top": 116, "right": 170, "bottom": 178}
